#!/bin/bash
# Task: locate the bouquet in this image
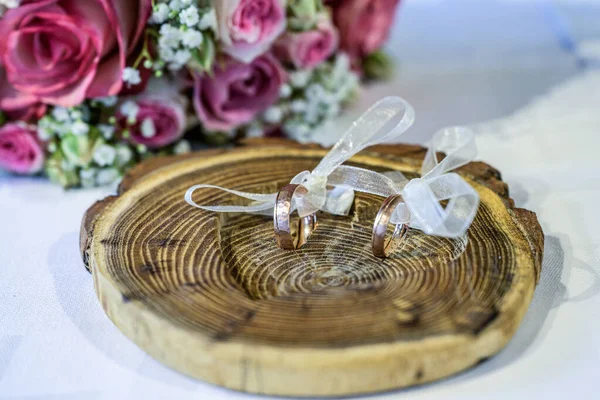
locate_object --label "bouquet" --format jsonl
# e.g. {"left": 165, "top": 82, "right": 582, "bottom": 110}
{"left": 0, "top": 0, "right": 402, "bottom": 188}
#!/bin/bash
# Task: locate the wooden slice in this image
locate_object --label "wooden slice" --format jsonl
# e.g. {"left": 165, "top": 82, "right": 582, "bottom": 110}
{"left": 81, "top": 139, "right": 543, "bottom": 397}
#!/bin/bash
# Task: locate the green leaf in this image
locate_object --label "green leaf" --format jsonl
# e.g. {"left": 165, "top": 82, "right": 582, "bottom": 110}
{"left": 198, "top": 37, "right": 215, "bottom": 72}
{"left": 288, "top": 0, "right": 318, "bottom": 20}
{"left": 0, "top": 112, "right": 5, "bottom": 126}
{"left": 60, "top": 134, "right": 95, "bottom": 167}
{"left": 45, "top": 151, "right": 80, "bottom": 188}
{"left": 362, "top": 50, "right": 395, "bottom": 81}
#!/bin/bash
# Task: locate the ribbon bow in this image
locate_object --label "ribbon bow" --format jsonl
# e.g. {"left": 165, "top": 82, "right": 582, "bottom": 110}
{"left": 185, "top": 96, "right": 415, "bottom": 217}
{"left": 327, "top": 126, "right": 480, "bottom": 237}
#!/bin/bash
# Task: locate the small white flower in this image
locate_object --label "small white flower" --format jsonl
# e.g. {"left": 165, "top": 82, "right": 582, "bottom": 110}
{"left": 98, "top": 124, "right": 115, "bottom": 140}
{"left": 71, "top": 120, "right": 90, "bottom": 136}
{"left": 290, "top": 71, "right": 311, "bottom": 88}
{"left": 173, "top": 49, "right": 191, "bottom": 65}
{"left": 115, "top": 145, "right": 133, "bottom": 165}
{"left": 93, "top": 144, "right": 117, "bottom": 167}
{"left": 279, "top": 84, "right": 292, "bottom": 99}
{"left": 327, "top": 102, "right": 341, "bottom": 117}
{"left": 94, "top": 96, "right": 118, "bottom": 107}
{"left": 37, "top": 126, "right": 53, "bottom": 141}
{"left": 159, "top": 25, "right": 182, "bottom": 48}
{"left": 52, "top": 107, "right": 71, "bottom": 122}
{"left": 122, "top": 67, "right": 142, "bottom": 86}
{"left": 290, "top": 100, "right": 307, "bottom": 113}
{"left": 96, "top": 168, "right": 120, "bottom": 186}
{"left": 284, "top": 121, "right": 310, "bottom": 141}
{"left": 168, "top": 0, "right": 184, "bottom": 11}
{"left": 179, "top": 6, "right": 199, "bottom": 27}
{"left": 180, "top": 0, "right": 193, "bottom": 5}
{"left": 140, "top": 118, "right": 156, "bottom": 138}
{"left": 120, "top": 101, "right": 140, "bottom": 123}
{"left": 263, "top": 106, "right": 283, "bottom": 124}
{"left": 246, "top": 125, "right": 263, "bottom": 138}
{"left": 159, "top": 45, "right": 176, "bottom": 62}
{"left": 47, "top": 142, "right": 57, "bottom": 153}
{"left": 69, "top": 109, "right": 84, "bottom": 121}
{"left": 173, "top": 140, "right": 191, "bottom": 154}
{"left": 198, "top": 9, "right": 217, "bottom": 32}
{"left": 80, "top": 168, "right": 96, "bottom": 180}
{"left": 306, "top": 84, "right": 325, "bottom": 101}
{"left": 151, "top": 3, "right": 170, "bottom": 24}
{"left": 182, "top": 29, "right": 203, "bottom": 48}
{"left": 61, "top": 159, "right": 76, "bottom": 171}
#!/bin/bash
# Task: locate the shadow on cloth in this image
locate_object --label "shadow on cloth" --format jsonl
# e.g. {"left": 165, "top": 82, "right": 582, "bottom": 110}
{"left": 47, "top": 232, "right": 200, "bottom": 392}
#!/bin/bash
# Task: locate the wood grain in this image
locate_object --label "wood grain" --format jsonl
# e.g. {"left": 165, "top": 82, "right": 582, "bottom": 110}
{"left": 81, "top": 139, "right": 543, "bottom": 397}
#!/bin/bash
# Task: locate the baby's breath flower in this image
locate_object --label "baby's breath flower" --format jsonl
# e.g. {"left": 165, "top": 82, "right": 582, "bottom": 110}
{"left": 151, "top": 3, "right": 170, "bottom": 24}
{"left": 98, "top": 124, "right": 115, "bottom": 140}
{"left": 173, "top": 140, "right": 191, "bottom": 154}
{"left": 71, "top": 120, "right": 90, "bottom": 136}
{"left": 198, "top": 9, "right": 217, "bottom": 32}
{"left": 180, "top": 6, "right": 200, "bottom": 27}
{"left": 290, "top": 100, "right": 307, "bottom": 112}
{"left": 306, "top": 84, "right": 325, "bottom": 101}
{"left": 263, "top": 106, "right": 283, "bottom": 124}
{"left": 140, "top": 118, "right": 156, "bottom": 138}
{"left": 94, "top": 96, "right": 118, "bottom": 107}
{"left": 52, "top": 107, "right": 70, "bottom": 122}
{"left": 80, "top": 168, "right": 97, "bottom": 188}
{"left": 159, "top": 46, "right": 176, "bottom": 62}
{"left": 168, "top": 0, "right": 184, "bottom": 11}
{"left": 120, "top": 101, "right": 140, "bottom": 123}
{"left": 115, "top": 145, "right": 133, "bottom": 165}
{"left": 290, "top": 71, "right": 311, "bottom": 88}
{"left": 122, "top": 67, "right": 142, "bottom": 86}
{"left": 37, "top": 125, "right": 53, "bottom": 141}
{"left": 246, "top": 124, "right": 264, "bottom": 138}
{"left": 69, "top": 109, "right": 84, "bottom": 121}
{"left": 182, "top": 29, "right": 203, "bottom": 48}
{"left": 93, "top": 144, "right": 117, "bottom": 166}
{"left": 96, "top": 168, "right": 120, "bottom": 186}
{"left": 279, "top": 84, "right": 292, "bottom": 99}
{"left": 159, "top": 25, "right": 182, "bottom": 48}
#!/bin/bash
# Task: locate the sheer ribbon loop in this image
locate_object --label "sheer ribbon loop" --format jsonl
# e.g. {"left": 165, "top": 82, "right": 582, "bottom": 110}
{"left": 185, "top": 96, "right": 415, "bottom": 218}
{"left": 389, "top": 127, "right": 480, "bottom": 237}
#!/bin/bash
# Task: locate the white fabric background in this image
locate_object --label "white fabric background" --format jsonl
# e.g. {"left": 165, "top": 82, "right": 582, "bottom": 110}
{"left": 1, "top": 0, "right": 599, "bottom": 398}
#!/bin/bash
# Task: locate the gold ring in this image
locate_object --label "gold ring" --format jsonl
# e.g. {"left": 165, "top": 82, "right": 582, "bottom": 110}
{"left": 372, "top": 194, "right": 408, "bottom": 258}
{"left": 274, "top": 184, "right": 317, "bottom": 250}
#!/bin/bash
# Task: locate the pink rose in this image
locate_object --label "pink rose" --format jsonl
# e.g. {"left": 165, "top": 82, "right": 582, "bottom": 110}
{"left": 215, "top": 0, "right": 286, "bottom": 63}
{"left": 274, "top": 16, "right": 339, "bottom": 69}
{"left": 117, "top": 95, "right": 186, "bottom": 149}
{"left": 330, "top": 0, "right": 401, "bottom": 63}
{"left": 0, "top": 0, "right": 152, "bottom": 107}
{"left": 0, "top": 122, "right": 45, "bottom": 174}
{"left": 0, "top": 66, "right": 46, "bottom": 122}
{"left": 193, "top": 54, "right": 286, "bottom": 132}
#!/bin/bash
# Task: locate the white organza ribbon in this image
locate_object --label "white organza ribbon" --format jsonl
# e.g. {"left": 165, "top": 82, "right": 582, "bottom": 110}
{"left": 185, "top": 96, "right": 480, "bottom": 238}
{"left": 327, "top": 126, "right": 480, "bottom": 237}
{"left": 185, "top": 96, "right": 415, "bottom": 217}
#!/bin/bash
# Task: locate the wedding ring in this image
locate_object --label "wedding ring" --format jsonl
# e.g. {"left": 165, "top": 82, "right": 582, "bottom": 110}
{"left": 372, "top": 194, "right": 409, "bottom": 258}
{"left": 274, "top": 184, "right": 317, "bottom": 250}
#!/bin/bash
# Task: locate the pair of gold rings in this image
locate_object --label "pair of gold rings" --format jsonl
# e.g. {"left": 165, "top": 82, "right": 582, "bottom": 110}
{"left": 273, "top": 184, "right": 408, "bottom": 258}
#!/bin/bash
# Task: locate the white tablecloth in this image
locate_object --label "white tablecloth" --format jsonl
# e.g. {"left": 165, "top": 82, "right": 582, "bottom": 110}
{"left": 1, "top": 1, "right": 599, "bottom": 398}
